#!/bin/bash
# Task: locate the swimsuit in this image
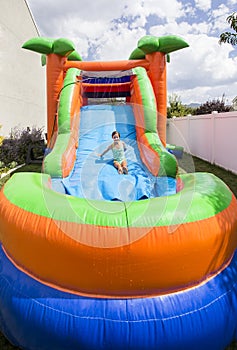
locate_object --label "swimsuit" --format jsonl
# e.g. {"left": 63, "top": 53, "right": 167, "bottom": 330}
{"left": 112, "top": 142, "right": 125, "bottom": 164}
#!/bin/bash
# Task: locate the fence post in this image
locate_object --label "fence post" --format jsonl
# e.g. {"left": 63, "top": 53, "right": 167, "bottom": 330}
{"left": 211, "top": 112, "right": 216, "bottom": 164}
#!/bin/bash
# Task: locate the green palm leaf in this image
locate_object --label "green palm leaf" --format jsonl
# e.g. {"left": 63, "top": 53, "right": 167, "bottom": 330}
{"left": 68, "top": 51, "right": 82, "bottom": 61}
{"left": 129, "top": 47, "right": 146, "bottom": 60}
{"left": 22, "top": 37, "right": 54, "bottom": 54}
{"left": 52, "top": 38, "right": 75, "bottom": 56}
{"left": 22, "top": 37, "right": 82, "bottom": 58}
{"left": 137, "top": 35, "right": 189, "bottom": 54}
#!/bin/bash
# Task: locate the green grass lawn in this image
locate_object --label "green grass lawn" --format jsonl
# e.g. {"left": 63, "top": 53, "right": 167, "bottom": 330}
{"left": 0, "top": 156, "right": 237, "bottom": 349}
{"left": 178, "top": 153, "right": 237, "bottom": 197}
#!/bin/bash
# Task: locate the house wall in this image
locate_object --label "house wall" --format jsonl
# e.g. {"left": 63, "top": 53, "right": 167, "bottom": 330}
{"left": 167, "top": 111, "right": 237, "bottom": 175}
{"left": 0, "top": 0, "right": 46, "bottom": 137}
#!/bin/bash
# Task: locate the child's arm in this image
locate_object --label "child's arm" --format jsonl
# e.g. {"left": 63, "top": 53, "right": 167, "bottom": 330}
{"left": 99, "top": 144, "right": 112, "bottom": 157}
{"left": 123, "top": 142, "right": 127, "bottom": 152}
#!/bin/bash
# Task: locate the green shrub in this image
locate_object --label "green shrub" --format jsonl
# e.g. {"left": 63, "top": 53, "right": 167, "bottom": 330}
{"left": 0, "top": 126, "right": 45, "bottom": 167}
{"left": 194, "top": 95, "right": 233, "bottom": 115}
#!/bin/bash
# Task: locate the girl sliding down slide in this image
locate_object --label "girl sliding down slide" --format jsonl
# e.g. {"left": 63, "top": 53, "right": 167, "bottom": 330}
{"left": 99, "top": 130, "right": 128, "bottom": 174}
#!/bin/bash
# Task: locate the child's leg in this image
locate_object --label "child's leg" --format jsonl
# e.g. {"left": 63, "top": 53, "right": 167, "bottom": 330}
{"left": 121, "top": 160, "right": 128, "bottom": 174}
{"left": 114, "top": 161, "right": 123, "bottom": 174}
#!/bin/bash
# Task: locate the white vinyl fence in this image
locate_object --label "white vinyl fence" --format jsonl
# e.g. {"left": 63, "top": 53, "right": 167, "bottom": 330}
{"left": 166, "top": 111, "right": 237, "bottom": 175}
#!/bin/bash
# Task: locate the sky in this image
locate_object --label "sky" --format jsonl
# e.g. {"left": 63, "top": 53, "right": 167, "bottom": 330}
{"left": 26, "top": 0, "right": 237, "bottom": 106}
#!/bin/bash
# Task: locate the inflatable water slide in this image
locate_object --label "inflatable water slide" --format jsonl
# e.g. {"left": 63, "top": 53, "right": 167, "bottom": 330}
{"left": 0, "top": 35, "right": 237, "bottom": 350}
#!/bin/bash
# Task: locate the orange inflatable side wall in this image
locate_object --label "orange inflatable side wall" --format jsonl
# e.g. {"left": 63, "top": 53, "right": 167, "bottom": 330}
{"left": 130, "top": 75, "right": 160, "bottom": 176}
{"left": 46, "top": 54, "right": 66, "bottom": 145}
{"left": 65, "top": 59, "right": 149, "bottom": 71}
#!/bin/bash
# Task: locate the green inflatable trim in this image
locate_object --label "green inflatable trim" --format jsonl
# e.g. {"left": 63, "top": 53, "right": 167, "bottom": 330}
{"left": 4, "top": 172, "right": 127, "bottom": 227}
{"left": 132, "top": 67, "right": 177, "bottom": 177}
{"left": 133, "top": 67, "right": 157, "bottom": 132}
{"left": 58, "top": 68, "right": 80, "bottom": 133}
{"left": 126, "top": 172, "right": 232, "bottom": 227}
{"left": 43, "top": 134, "right": 71, "bottom": 177}
{"left": 43, "top": 68, "right": 80, "bottom": 177}
{"left": 3, "top": 172, "right": 232, "bottom": 228}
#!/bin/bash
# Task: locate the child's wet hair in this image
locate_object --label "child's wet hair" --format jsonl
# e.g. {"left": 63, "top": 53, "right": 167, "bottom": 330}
{"left": 112, "top": 131, "right": 120, "bottom": 138}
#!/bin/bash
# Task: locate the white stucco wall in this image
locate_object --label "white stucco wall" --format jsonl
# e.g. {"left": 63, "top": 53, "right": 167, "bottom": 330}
{"left": 0, "top": 0, "right": 46, "bottom": 137}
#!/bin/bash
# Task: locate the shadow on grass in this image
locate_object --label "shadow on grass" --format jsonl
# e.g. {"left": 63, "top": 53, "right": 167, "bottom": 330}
{"left": 0, "top": 157, "right": 237, "bottom": 349}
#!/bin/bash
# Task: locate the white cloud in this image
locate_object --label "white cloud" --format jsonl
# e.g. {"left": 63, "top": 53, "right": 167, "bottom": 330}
{"left": 140, "top": 0, "right": 185, "bottom": 20}
{"left": 227, "top": 0, "right": 237, "bottom": 6}
{"left": 210, "top": 4, "right": 233, "bottom": 34}
{"left": 167, "top": 34, "right": 237, "bottom": 103}
{"left": 194, "top": 0, "right": 212, "bottom": 12}
{"left": 95, "top": 26, "right": 146, "bottom": 60}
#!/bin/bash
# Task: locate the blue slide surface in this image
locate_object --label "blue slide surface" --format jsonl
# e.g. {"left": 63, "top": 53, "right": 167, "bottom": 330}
{"left": 53, "top": 104, "right": 176, "bottom": 201}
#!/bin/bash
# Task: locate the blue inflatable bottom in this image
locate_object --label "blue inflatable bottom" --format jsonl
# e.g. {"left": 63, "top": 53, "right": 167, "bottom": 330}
{"left": 52, "top": 105, "right": 177, "bottom": 201}
{"left": 0, "top": 244, "right": 237, "bottom": 350}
